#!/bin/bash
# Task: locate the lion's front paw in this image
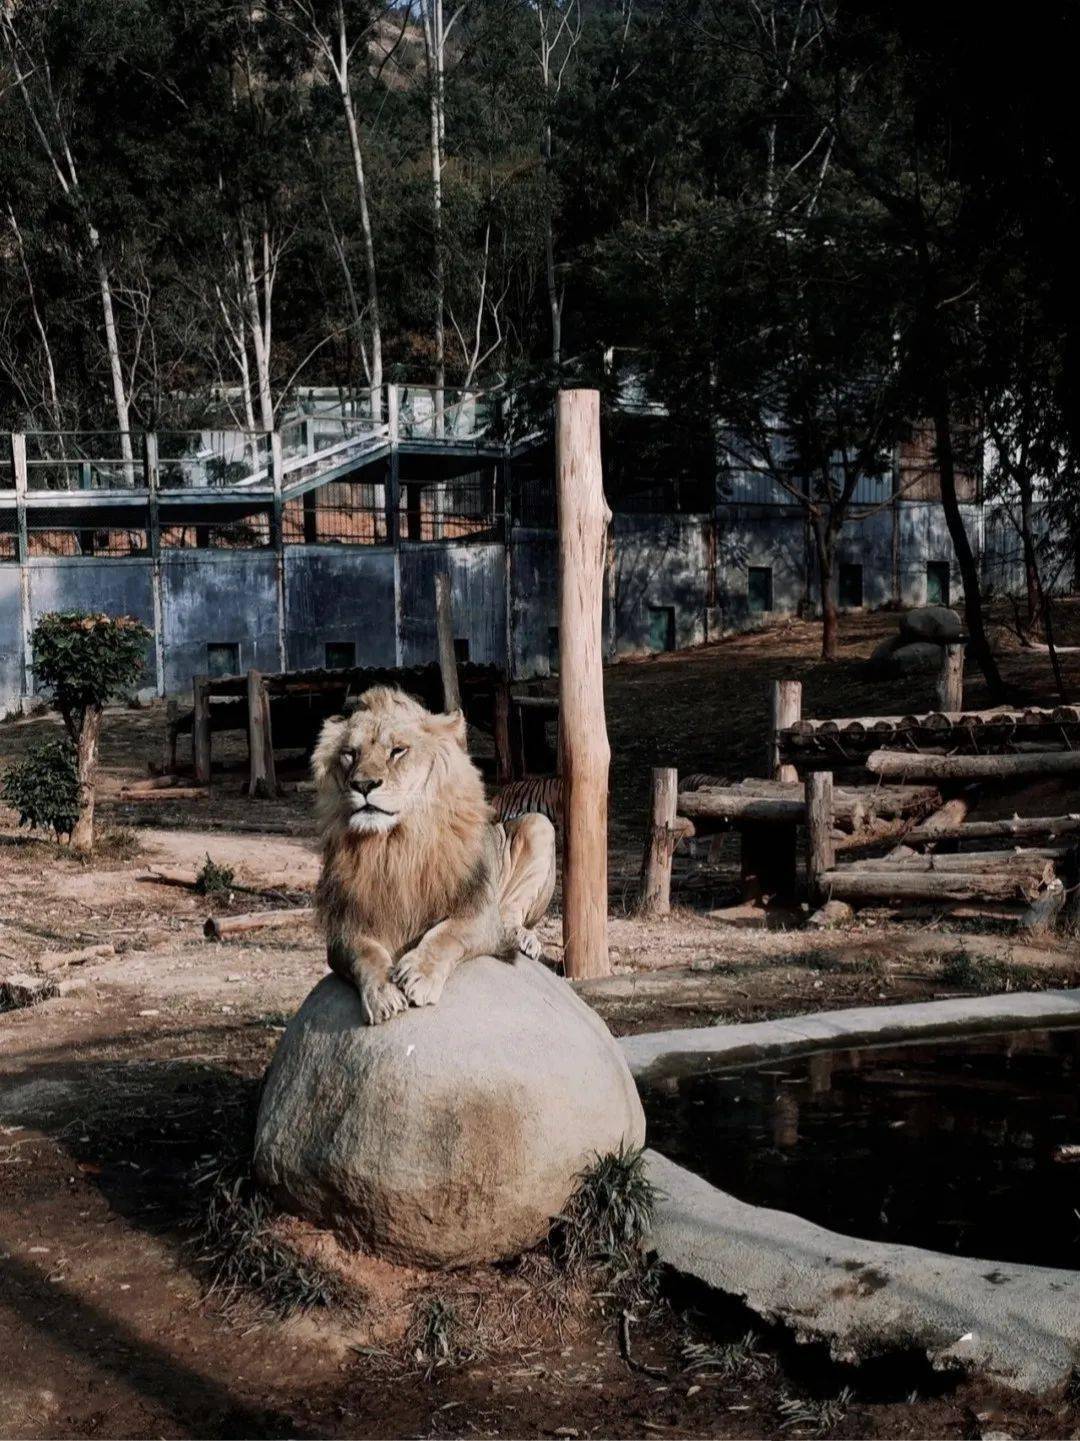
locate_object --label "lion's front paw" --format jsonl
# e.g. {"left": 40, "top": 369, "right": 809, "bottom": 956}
{"left": 358, "top": 977, "right": 408, "bottom": 1025}
{"left": 390, "top": 950, "right": 447, "bottom": 1009}
{"left": 516, "top": 927, "right": 544, "bottom": 961}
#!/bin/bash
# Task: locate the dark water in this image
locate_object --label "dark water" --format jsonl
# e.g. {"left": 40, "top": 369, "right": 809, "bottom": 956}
{"left": 643, "top": 1026, "right": 1080, "bottom": 1268}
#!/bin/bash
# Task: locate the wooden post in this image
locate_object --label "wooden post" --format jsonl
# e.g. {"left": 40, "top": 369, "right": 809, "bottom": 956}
{"left": 144, "top": 432, "right": 166, "bottom": 698}
{"left": 493, "top": 680, "right": 513, "bottom": 784}
{"left": 192, "top": 675, "right": 211, "bottom": 785}
{"left": 270, "top": 431, "right": 286, "bottom": 671}
{"left": 639, "top": 767, "right": 678, "bottom": 917}
{"left": 247, "top": 670, "right": 269, "bottom": 798}
{"left": 557, "top": 388, "right": 611, "bottom": 980}
{"left": 937, "top": 643, "right": 964, "bottom": 713}
{"left": 435, "top": 571, "right": 461, "bottom": 712}
{"left": 805, "top": 771, "right": 835, "bottom": 903}
{"left": 768, "top": 680, "right": 802, "bottom": 782}
{"left": 162, "top": 696, "right": 179, "bottom": 774}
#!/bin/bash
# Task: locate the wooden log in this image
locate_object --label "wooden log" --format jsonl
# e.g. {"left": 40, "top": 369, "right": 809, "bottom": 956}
{"left": 853, "top": 847, "right": 1066, "bottom": 872}
{"left": 905, "top": 813, "right": 1080, "bottom": 845}
{"left": 1020, "top": 878, "right": 1066, "bottom": 934}
{"left": 678, "top": 789, "right": 867, "bottom": 829}
{"left": 936, "top": 642, "right": 965, "bottom": 712}
{"left": 36, "top": 942, "right": 117, "bottom": 972}
{"left": 768, "top": 680, "right": 802, "bottom": 782}
{"left": 638, "top": 767, "right": 679, "bottom": 917}
{"left": 868, "top": 749, "right": 1080, "bottom": 782}
{"left": 118, "top": 786, "right": 209, "bottom": 801}
{"left": 818, "top": 868, "right": 1048, "bottom": 904}
{"left": 805, "top": 772, "right": 835, "bottom": 904}
{"left": 192, "top": 675, "right": 211, "bottom": 785}
{"left": 556, "top": 388, "right": 611, "bottom": 980}
{"left": 435, "top": 571, "right": 461, "bottom": 713}
{"left": 915, "top": 791, "right": 976, "bottom": 836}
{"left": 204, "top": 907, "right": 314, "bottom": 941}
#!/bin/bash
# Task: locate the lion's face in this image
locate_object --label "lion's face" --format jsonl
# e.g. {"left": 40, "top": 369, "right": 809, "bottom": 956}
{"left": 313, "top": 687, "right": 474, "bottom": 837}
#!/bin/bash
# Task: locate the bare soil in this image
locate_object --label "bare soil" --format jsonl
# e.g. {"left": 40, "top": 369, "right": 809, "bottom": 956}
{"left": 2, "top": 606, "right": 1080, "bottom": 1439}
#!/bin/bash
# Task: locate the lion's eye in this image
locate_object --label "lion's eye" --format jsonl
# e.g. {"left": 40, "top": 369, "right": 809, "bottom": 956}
{"left": 339, "top": 749, "right": 355, "bottom": 769}
{"left": 389, "top": 745, "right": 408, "bottom": 761}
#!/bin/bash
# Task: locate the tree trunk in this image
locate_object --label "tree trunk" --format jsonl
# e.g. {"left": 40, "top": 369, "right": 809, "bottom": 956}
{"left": 929, "top": 397, "right": 1005, "bottom": 698}
{"left": 1018, "top": 476, "right": 1040, "bottom": 626}
{"left": 813, "top": 521, "right": 838, "bottom": 661}
{"left": 336, "top": 2, "right": 383, "bottom": 413}
{"left": 89, "top": 227, "right": 134, "bottom": 473}
{"left": 240, "top": 219, "right": 274, "bottom": 432}
{"left": 541, "top": 122, "right": 561, "bottom": 367}
{"left": 71, "top": 704, "right": 102, "bottom": 857}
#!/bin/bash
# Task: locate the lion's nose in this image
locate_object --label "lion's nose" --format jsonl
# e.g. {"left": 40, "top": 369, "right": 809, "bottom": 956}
{"left": 350, "top": 777, "right": 381, "bottom": 797}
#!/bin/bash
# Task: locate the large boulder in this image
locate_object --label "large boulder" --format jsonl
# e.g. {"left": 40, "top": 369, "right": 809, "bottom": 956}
{"left": 253, "top": 957, "right": 645, "bottom": 1267}
{"left": 891, "top": 640, "right": 947, "bottom": 675}
{"left": 900, "top": 605, "right": 964, "bottom": 643}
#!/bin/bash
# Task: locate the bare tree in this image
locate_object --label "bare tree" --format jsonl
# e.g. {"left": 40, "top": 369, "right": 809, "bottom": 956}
{"left": 534, "top": 0, "right": 581, "bottom": 366}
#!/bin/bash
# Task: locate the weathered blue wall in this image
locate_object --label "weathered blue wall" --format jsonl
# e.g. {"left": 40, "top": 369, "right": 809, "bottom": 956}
{"left": 613, "top": 514, "right": 713, "bottom": 655}
{"left": 0, "top": 566, "right": 24, "bottom": 714}
{"left": 716, "top": 506, "right": 807, "bottom": 630}
{"left": 398, "top": 542, "right": 506, "bottom": 667}
{"left": 509, "top": 529, "right": 558, "bottom": 678}
{"left": 285, "top": 547, "right": 397, "bottom": 670}
{"left": 896, "top": 502, "right": 981, "bottom": 608}
{"left": 159, "top": 550, "right": 279, "bottom": 690}
{"left": 27, "top": 557, "right": 158, "bottom": 691}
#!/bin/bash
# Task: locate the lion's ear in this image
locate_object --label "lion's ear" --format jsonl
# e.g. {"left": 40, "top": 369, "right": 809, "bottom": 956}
{"left": 312, "top": 714, "right": 349, "bottom": 783}
{"left": 427, "top": 708, "right": 467, "bottom": 749}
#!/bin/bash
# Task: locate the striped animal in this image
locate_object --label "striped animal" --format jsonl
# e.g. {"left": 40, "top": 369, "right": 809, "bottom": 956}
{"left": 492, "top": 776, "right": 562, "bottom": 826}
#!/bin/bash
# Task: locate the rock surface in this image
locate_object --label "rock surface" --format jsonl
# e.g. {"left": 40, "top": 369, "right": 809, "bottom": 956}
{"left": 890, "top": 640, "right": 948, "bottom": 674}
{"left": 900, "top": 604, "right": 964, "bottom": 643}
{"left": 254, "top": 956, "right": 646, "bottom": 1266}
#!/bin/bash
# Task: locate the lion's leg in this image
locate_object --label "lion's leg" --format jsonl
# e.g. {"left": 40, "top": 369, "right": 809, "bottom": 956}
{"left": 390, "top": 915, "right": 497, "bottom": 1009}
{"left": 328, "top": 935, "right": 408, "bottom": 1025}
{"left": 498, "top": 813, "right": 557, "bottom": 959}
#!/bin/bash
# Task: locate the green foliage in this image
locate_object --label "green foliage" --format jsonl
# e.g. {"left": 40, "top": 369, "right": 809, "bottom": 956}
{"left": 195, "top": 1169, "right": 361, "bottom": 1320}
{"left": 938, "top": 948, "right": 1038, "bottom": 995}
{"left": 196, "top": 854, "right": 235, "bottom": 898}
{"left": 31, "top": 613, "right": 150, "bottom": 723}
{"left": 1, "top": 738, "right": 79, "bottom": 838}
{"left": 554, "top": 1144, "right": 658, "bottom": 1276}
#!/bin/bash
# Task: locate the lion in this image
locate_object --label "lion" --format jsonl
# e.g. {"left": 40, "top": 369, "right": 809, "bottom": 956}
{"left": 312, "top": 686, "right": 557, "bottom": 1025}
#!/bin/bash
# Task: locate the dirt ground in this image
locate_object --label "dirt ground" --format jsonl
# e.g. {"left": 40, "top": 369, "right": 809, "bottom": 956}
{"left": 2, "top": 606, "right": 1080, "bottom": 1440}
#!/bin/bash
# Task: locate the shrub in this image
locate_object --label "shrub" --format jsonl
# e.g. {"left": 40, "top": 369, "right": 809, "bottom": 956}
{"left": 196, "top": 854, "right": 235, "bottom": 898}
{"left": 1, "top": 738, "right": 80, "bottom": 838}
{"left": 32, "top": 611, "right": 150, "bottom": 719}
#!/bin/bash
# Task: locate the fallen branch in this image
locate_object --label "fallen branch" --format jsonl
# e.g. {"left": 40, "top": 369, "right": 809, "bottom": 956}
{"left": 204, "top": 907, "right": 314, "bottom": 941}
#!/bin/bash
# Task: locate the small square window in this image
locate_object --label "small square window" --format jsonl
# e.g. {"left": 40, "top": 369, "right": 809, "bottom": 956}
{"left": 839, "top": 563, "right": 864, "bottom": 609}
{"left": 648, "top": 605, "right": 676, "bottom": 652}
{"left": 324, "top": 641, "right": 356, "bottom": 670}
{"left": 927, "top": 561, "right": 950, "bottom": 607}
{"left": 206, "top": 642, "right": 239, "bottom": 678}
{"left": 453, "top": 638, "right": 470, "bottom": 663}
{"left": 748, "top": 566, "right": 773, "bottom": 615}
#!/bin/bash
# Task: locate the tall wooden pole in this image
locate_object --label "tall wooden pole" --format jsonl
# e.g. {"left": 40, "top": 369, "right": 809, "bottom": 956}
{"left": 639, "top": 766, "right": 678, "bottom": 917}
{"left": 805, "top": 771, "right": 835, "bottom": 904}
{"left": 557, "top": 388, "right": 611, "bottom": 979}
{"left": 767, "top": 680, "right": 802, "bottom": 782}
{"left": 434, "top": 571, "right": 461, "bottom": 712}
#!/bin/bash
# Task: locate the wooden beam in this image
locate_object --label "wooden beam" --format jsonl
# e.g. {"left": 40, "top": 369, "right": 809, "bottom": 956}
{"left": 905, "top": 813, "right": 1080, "bottom": 845}
{"left": 768, "top": 680, "right": 802, "bottom": 782}
{"left": 805, "top": 772, "right": 834, "bottom": 903}
{"left": 639, "top": 767, "right": 679, "bottom": 917}
{"left": 435, "top": 571, "right": 461, "bottom": 712}
{"left": 246, "top": 670, "right": 271, "bottom": 798}
{"left": 205, "top": 907, "right": 314, "bottom": 941}
{"left": 557, "top": 388, "right": 611, "bottom": 980}
{"left": 818, "top": 867, "right": 1050, "bottom": 904}
{"left": 868, "top": 749, "right": 1080, "bottom": 782}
